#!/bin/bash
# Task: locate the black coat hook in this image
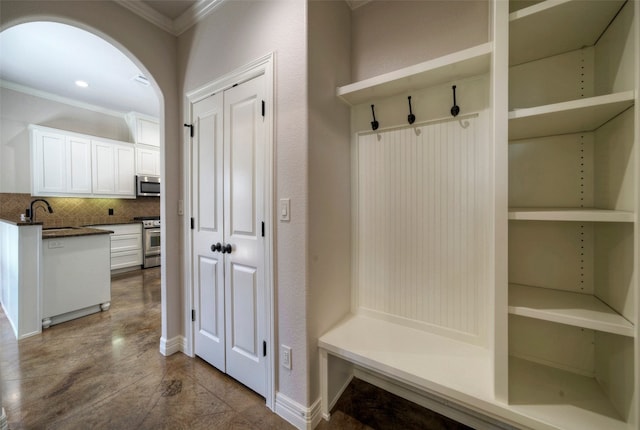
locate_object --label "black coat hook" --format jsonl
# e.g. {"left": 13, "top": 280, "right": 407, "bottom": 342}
{"left": 370, "top": 104, "right": 379, "bottom": 131}
{"left": 407, "top": 96, "right": 415, "bottom": 124}
{"left": 451, "top": 85, "right": 460, "bottom": 117}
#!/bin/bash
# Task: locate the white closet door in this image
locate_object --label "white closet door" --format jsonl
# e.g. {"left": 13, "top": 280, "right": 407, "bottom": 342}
{"left": 192, "top": 92, "right": 226, "bottom": 371}
{"left": 223, "top": 74, "right": 266, "bottom": 397}
{"left": 190, "top": 74, "right": 267, "bottom": 398}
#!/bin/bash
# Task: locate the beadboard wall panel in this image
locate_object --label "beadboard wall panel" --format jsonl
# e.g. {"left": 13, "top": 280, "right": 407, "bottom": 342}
{"left": 355, "top": 114, "right": 490, "bottom": 342}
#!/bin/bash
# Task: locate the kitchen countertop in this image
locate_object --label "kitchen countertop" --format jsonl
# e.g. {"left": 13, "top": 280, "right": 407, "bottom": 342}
{"left": 0, "top": 217, "right": 44, "bottom": 227}
{"left": 83, "top": 221, "right": 142, "bottom": 227}
{"left": 1, "top": 217, "right": 144, "bottom": 237}
{"left": 42, "top": 227, "right": 114, "bottom": 239}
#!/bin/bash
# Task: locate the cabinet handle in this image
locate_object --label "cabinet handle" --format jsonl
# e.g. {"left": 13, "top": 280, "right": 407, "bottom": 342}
{"left": 221, "top": 243, "right": 233, "bottom": 254}
{"left": 211, "top": 242, "right": 222, "bottom": 253}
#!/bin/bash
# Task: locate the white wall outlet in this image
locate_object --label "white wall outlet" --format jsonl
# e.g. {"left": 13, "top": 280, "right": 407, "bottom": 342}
{"left": 281, "top": 345, "right": 292, "bottom": 369}
{"left": 279, "top": 198, "right": 290, "bottom": 222}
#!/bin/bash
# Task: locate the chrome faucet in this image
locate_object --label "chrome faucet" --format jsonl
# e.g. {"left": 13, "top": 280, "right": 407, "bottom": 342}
{"left": 29, "top": 199, "right": 54, "bottom": 223}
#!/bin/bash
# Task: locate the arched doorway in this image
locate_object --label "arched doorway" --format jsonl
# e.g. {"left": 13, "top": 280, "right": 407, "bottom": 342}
{"left": 0, "top": 20, "right": 167, "bottom": 342}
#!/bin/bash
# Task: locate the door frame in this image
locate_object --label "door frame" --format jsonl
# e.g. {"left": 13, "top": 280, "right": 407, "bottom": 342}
{"left": 183, "top": 52, "right": 275, "bottom": 409}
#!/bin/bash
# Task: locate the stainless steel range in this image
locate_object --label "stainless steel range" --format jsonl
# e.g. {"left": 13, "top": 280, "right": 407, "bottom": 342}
{"left": 135, "top": 217, "right": 160, "bottom": 268}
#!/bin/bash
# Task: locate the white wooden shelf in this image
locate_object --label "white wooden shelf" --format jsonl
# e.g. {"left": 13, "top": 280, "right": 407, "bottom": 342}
{"left": 336, "top": 43, "right": 492, "bottom": 106}
{"left": 508, "top": 208, "right": 635, "bottom": 223}
{"left": 508, "top": 91, "right": 635, "bottom": 140}
{"left": 509, "top": 284, "right": 634, "bottom": 337}
{"left": 509, "top": 0, "right": 625, "bottom": 66}
{"left": 509, "top": 357, "right": 629, "bottom": 430}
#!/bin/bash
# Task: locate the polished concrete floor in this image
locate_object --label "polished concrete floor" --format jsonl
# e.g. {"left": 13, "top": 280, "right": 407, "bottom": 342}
{"left": 1, "top": 268, "right": 468, "bottom": 430}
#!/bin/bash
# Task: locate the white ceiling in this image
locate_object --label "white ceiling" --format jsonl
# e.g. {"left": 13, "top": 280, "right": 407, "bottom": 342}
{"left": 0, "top": 21, "right": 160, "bottom": 117}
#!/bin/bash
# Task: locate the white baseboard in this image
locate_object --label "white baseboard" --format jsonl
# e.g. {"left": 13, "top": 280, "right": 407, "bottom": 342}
{"left": 159, "top": 335, "right": 185, "bottom": 356}
{"left": 275, "top": 392, "right": 322, "bottom": 430}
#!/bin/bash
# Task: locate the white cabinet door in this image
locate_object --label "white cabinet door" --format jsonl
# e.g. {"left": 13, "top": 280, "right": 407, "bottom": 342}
{"left": 136, "top": 117, "right": 160, "bottom": 147}
{"left": 135, "top": 146, "right": 160, "bottom": 176}
{"left": 31, "top": 128, "right": 92, "bottom": 196}
{"left": 67, "top": 136, "right": 92, "bottom": 194}
{"left": 32, "top": 129, "right": 67, "bottom": 194}
{"left": 92, "top": 141, "right": 116, "bottom": 194}
{"left": 92, "top": 141, "right": 135, "bottom": 197}
{"left": 114, "top": 145, "right": 135, "bottom": 195}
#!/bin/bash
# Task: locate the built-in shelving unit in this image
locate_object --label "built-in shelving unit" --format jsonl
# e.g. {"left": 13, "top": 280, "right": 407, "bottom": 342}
{"left": 321, "top": 2, "right": 638, "bottom": 429}
{"left": 336, "top": 42, "right": 492, "bottom": 106}
{"left": 508, "top": 208, "right": 634, "bottom": 223}
{"left": 321, "top": 36, "right": 500, "bottom": 427}
{"left": 509, "top": 357, "right": 630, "bottom": 430}
{"left": 509, "top": 0, "right": 625, "bottom": 66}
{"left": 507, "top": 0, "right": 637, "bottom": 428}
{"left": 508, "top": 91, "right": 635, "bottom": 140}
{"left": 509, "top": 283, "right": 634, "bottom": 337}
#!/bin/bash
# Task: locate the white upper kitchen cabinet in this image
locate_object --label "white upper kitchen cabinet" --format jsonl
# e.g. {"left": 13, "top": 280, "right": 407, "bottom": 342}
{"left": 126, "top": 112, "right": 160, "bottom": 147}
{"left": 135, "top": 145, "right": 160, "bottom": 176}
{"left": 91, "top": 140, "right": 135, "bottom": 197}
{"left": 30, "top": 125, "right": 92, "bottom": 196}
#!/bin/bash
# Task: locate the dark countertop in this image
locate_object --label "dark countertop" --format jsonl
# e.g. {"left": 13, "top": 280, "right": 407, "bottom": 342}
{"left": 0, "top": 217, "right": 44, "bottom": 227}
{"left": 83, "top": 221, "right": 142, "bottom": 227}
{"left": 1, "top": 217, "right": 143, "bottom": 237}
{"left": 42, "top": 227, "right": 114, "bottom": 239}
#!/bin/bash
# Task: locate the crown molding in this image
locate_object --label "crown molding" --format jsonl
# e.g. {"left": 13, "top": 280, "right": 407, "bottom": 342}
{"left": 0, "top": 80, "right": 127, "bottom": 119}
{"left": 115, "top": 0, "right": 227, "bottom": 36}
{"left": 115, "top": 1, "right": 175, "bottom": 34}
{"left": 345, "top": 0, "right": 372, "bottom": 10}
{"left": 174, "top": 0, "right": 227, "bottom": 35}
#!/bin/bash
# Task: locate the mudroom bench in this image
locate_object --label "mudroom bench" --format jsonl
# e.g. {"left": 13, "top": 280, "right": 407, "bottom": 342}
{"left": 318, "top": 314, "right": 534, "bottom": 430}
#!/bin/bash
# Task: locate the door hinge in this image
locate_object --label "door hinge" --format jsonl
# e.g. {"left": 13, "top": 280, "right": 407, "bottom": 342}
{"left": 263, "top": 340, "right": 267, "bottom": 357}
{"left": 190, "top": 217, "right": 194, "bottom": 230}
{"left": 261, "top": 100, "right": 265, "bottom": 117}
{"left": 192, "top": 309, "right": 196, "bottom": 322}
{"left": 261, "top": 221, "right": 265, "bottom": 237}
{"left": 183, "top": 123, "right": 194, "bottom": 138}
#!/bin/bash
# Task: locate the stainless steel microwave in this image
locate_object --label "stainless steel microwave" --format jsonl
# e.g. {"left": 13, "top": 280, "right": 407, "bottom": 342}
{"left": 136, "top": 175, "right": 161, "bottom": 197}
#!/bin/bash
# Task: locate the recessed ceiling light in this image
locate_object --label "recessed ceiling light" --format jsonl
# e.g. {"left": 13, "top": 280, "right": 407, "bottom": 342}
{"left": 75, "top": 80, "right": 89, "bottom": 88}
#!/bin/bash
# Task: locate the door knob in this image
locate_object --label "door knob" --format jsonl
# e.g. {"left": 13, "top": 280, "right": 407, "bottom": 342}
{"left": 221, "top": 243, "right": 233, "bottom": 254}
{"left": 211, "top": 242, "right": 222, "bottom": 252}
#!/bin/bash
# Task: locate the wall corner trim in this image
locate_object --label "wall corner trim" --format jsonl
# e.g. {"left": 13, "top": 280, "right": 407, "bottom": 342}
{"left": 275, "top": 393, "right": 322, "bottom": 430}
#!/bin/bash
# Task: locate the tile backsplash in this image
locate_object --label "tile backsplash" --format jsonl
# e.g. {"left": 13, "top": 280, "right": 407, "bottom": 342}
{"left": 0, "top": 193, "right": 160, "bottom": 227}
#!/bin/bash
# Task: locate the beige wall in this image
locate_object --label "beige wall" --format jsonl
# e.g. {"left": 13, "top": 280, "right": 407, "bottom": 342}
{"left": 0, "top": 0, "right": 182, "bottom": 351}
{"left": 307, "top": 0, "right": 352, "bottom": 404}
{"left": 351, "top": 0, "right": 489, "bottom": 81}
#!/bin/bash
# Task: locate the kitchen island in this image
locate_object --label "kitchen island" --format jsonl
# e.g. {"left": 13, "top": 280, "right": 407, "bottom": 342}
{"left": 41, "top": 226, "right": 112, "bottom": 328}
{"left": 0, "top": 218, "right": 112, "bottom": 338}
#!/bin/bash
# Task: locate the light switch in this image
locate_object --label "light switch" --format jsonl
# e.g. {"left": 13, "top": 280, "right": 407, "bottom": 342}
{"left": 178, "top": 199, "right": 184, "bottom": 216}
{"left": 280, "top": 198, "right": 290, "bottom": 222}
